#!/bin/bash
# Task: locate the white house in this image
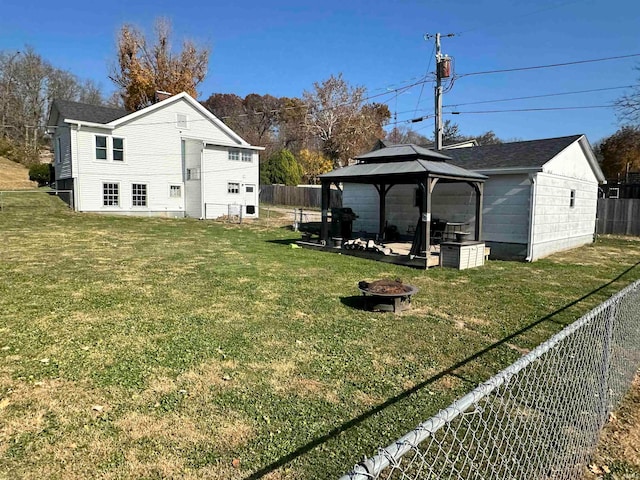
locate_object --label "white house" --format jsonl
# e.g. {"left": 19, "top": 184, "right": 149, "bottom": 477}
{"left": 341, "top": 135, "right": 605, "bottom": 261}
{"left": 48, "top": 92, "right": 263, "bottom": 219}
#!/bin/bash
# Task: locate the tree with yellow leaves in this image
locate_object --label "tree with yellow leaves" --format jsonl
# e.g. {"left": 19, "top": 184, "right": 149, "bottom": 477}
{"left": 110, "top": 18, "right": 209, "bottom": 111}
{"left": 297, "top": 149, "right": 333, "bottom": 184}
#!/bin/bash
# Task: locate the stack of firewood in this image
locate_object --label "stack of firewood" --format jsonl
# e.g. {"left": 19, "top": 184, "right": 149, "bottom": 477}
{"left": 342, "top": 238, "right": 392, "bottom": 255}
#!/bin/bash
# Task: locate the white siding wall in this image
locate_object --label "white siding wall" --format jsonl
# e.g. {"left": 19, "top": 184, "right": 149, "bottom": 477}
{"left": 529, "top": 172, "right": 598, "bottom": 260}
{"left": 479, "top": 175, "right": 531, "bottom": 244}
{"left": 543, "top": 140, "right": 598, "bottom": 183}
{"left": 202, "top": 146, "right": 259, "bottom": 219}
{"left": 343, "top": 182, "right": 481, "bottom": 236}
{"left": 70, "top": 98, "right": 257, "bottom": 217}
{"left": 184, "top": 139, "right": 202, "bottom": 218}
{"left": 53, "top": 126, "right": 72, "bottom": 180}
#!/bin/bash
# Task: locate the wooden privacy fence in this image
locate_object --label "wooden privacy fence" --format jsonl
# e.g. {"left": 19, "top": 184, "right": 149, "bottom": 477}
{"left": 597, "top": 198, "right": 640, "bottom": 236}
{"left": 259, "top": 185, "right": 342, "bottom": 208}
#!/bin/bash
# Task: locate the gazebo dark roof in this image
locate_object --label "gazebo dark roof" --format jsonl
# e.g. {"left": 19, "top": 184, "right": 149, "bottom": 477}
{"left": 52, "top": 99, "right": 129, "bottom": 124}
{"left": 321, "top": 143, "right": 486, "bottom": 183}
{"left": 320, "top": 158, "right": 487, "bottom": 183}
{"left": 355, "top": 143, "right": 452, "bottom": 163}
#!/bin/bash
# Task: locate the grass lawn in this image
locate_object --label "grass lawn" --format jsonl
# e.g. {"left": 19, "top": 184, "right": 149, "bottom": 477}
{"left": 1, "top": 192, "right": 640, "bottom": 479}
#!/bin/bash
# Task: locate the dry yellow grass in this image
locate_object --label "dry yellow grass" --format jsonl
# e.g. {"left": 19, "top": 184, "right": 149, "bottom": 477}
{"left": 0, "top": 156, "right": 37, "bottom": 190}
{"left": 585, "top": 374, "right": 640, "bottom": 479}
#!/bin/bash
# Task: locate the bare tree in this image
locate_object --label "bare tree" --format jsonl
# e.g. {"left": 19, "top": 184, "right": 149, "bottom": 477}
{"left": 110, "top": 18, "right": 209, "bottom": 111}
{"left": 615, "top": 66, "right": 640, "bottom": 124}
{"left": 303, "top": 74, "right": 390, "bottom": 166}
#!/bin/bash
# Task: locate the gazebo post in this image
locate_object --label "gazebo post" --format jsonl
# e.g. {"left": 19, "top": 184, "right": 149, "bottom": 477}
{"left": 320, "top": 181, "right": 331, "bottom": 244}
{"left": 378, "top": 183, "right": 386, "bottom": 240}
{"left": 474, "top": 182, "right": 484, "bottom": 241}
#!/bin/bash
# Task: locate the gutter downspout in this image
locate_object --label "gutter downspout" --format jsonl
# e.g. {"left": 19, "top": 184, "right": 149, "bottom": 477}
{"left": 73, "top": 123, "right": 81, "bottom": 212}
{"left": 200, "top": 142, "right": 205, "bottom": 220}
{"left": 525, "top": 173, "right": 537, "bottom": 262}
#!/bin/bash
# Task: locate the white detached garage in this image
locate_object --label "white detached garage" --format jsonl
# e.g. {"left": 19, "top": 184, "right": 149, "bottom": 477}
{"left": 444, "top": 134, "right": 605, "bottom": 261}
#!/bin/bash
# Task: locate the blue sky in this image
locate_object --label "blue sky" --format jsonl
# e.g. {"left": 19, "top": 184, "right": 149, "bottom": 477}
{"left": 1, "top": 0, "right": 639, "bottom": 144}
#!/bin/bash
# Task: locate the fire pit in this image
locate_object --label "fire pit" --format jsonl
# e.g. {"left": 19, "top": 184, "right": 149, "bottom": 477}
{"left": 358, "top": 279, "right": 418, "bottom": 313}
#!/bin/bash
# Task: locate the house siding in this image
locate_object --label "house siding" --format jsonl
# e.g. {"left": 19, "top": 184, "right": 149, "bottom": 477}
{"left": 53, "top": 126, "right": 73, "bottom": 180}
{"left": 55, "top": 95, "right": 259, "bottom": 218}
{"left": 202, "top": 147, "right": 259, "bottom": 219}
{"left": 529, "top": 173, "right": 597, "bottom": 260}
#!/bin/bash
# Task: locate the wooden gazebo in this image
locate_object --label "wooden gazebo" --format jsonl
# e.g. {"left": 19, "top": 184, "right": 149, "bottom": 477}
{"left": 319, "top": 144, "right": 487, "bottom": 262}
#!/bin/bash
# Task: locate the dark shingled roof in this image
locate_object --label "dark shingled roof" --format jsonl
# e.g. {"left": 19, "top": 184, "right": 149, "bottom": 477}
{"left": 444, "top": 135, "right": 583, "bottom": 170}
{"left": 355, "top": 143, "right": 452, "bottom": 163}
{"left": 52, "top": 99, "right": 129, "bottom": 124}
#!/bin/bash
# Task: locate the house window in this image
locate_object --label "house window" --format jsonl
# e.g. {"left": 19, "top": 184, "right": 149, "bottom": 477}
{"left": 609, "top": 187, "right": 619, "bottom": 199}
{"left": 176, "top": 114, "right": 188, "bottom": 129}
{"left": 570, "top": 189, "right": 576, "bottom": 208}
{"left": 186, "top": 168, "right": 200, "bottom": 180}
{"left": 242, "top": 151, "right": 252, "bottom": 162}
{"left": 228, "top": 182, "right": 240, "bottom": 194}
{"left": 246, "top": 205, "right": 256, "bottom": 214}
{"left": 113, "top": 137, "right": 124, "bottom": 161}
{"left": 246, "top": 185, "right": 254, "bottom": 193}
{"left": 96, "top": 136, "right": 107, "bottom": 160}
{"left": 103, "top": 183, "right": 119, "bottom": 206}
{"left": 170, "top": 185, "right": 182, "bottom": 198}
{"left": 228, "top": 150, "right": 240, "bottom": 161}
{"left": 132, "top": 183, "right": 147, "bottom": 206}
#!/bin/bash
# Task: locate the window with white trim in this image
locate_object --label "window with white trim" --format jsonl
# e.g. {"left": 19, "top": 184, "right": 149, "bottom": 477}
{"left": 96, "top": 136, "right": 107, "bottom": 160}
{"left": 228, "top": 182, "right": 240, "bottom": 194}
{"left": 170, "top": 185, "right": 182, "bottom": 198}
{"left": 246, "top": 185, "right": 254, "bottom": 193}
{"left": 176, "top": 114, "right": 189, "bottom": 129}
{"left": 132, "top": 183, "right": 147, "bottom": 206}
{"left": 570, "top": 189, "right": 576, "bottom": 208}
{"left": 186, "top": 168, "right": 200, "bottom": 180}
{"left": 113, "top": 137, "right": 124, "bottom": 161}
{"left": 609, "top": 187, "right": 619, "bottom": 199}
{"left": 228, "top": 150, "right": 240, "bottom": 161}
{"left": 103, "top": 183, "right": 119, "bottom": 206}
{"left": 242, "top": 151, "right": 252, "bottom": 162}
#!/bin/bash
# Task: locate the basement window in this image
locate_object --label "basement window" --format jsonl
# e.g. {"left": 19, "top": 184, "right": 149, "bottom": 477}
{"left": 103, "top": 182, "right": 119, "bottom": 206}
{"left": 132, "top": 183, "right": 147, "bottom": 207}
{"left": 169, "top": 185, "right": 182, "bottom": 198}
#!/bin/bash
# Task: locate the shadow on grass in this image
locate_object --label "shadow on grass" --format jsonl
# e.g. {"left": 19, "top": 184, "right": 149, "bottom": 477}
{"left": 339, "top": 296, "right": 367, "bottom": 311}
{"left": 246, "top": 260, "right": 640, "bottom": 479}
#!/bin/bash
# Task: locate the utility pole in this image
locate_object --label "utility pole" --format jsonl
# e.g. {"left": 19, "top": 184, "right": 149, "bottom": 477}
{"left": 434, "top": 33, "right": 443, "bottom": 150}
{"left": 426, "top": 34, "right": 453, "bottom": 150}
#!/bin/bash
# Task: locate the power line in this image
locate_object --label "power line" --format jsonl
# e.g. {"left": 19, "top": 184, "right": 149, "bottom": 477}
{"left": 457, "top": 53, "right": 640, "bottom": 78}
{"left": 447, "top": 105, "right": 613, "bottom": 115}
{"left": 443, "top": 85, "right": 640, "bottom": 108}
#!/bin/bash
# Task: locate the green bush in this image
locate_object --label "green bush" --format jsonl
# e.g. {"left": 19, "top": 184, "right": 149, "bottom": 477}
{"left": 28, "top": 163, "right": 51, "bottom": 187}
{"left": 260, "top": 149, "right": 303, "bottom": 186}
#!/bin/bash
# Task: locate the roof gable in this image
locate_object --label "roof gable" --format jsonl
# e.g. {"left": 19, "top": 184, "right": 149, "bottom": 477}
{"left": 444, "top": 135, "right": 583, "bottom": 170}
{"left": 110, "top": 92, "right": 249, "bottom": 146}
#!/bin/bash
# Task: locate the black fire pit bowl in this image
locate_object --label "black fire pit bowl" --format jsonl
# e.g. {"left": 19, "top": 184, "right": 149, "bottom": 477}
{"left": 357, "top": 280, "right": 418, "bottom": 313}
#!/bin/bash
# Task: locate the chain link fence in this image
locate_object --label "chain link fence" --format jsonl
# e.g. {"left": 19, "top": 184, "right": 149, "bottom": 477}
{"left": 339, "top": 279, "right": 640, "bottom": 480}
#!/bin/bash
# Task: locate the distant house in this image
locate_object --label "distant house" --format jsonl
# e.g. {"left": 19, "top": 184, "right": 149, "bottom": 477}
{"left": 48, "top": 92, "right": 263, "bottom": 219}
{"left": 340, "top": 134, "right": 605, "bottom": 261}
